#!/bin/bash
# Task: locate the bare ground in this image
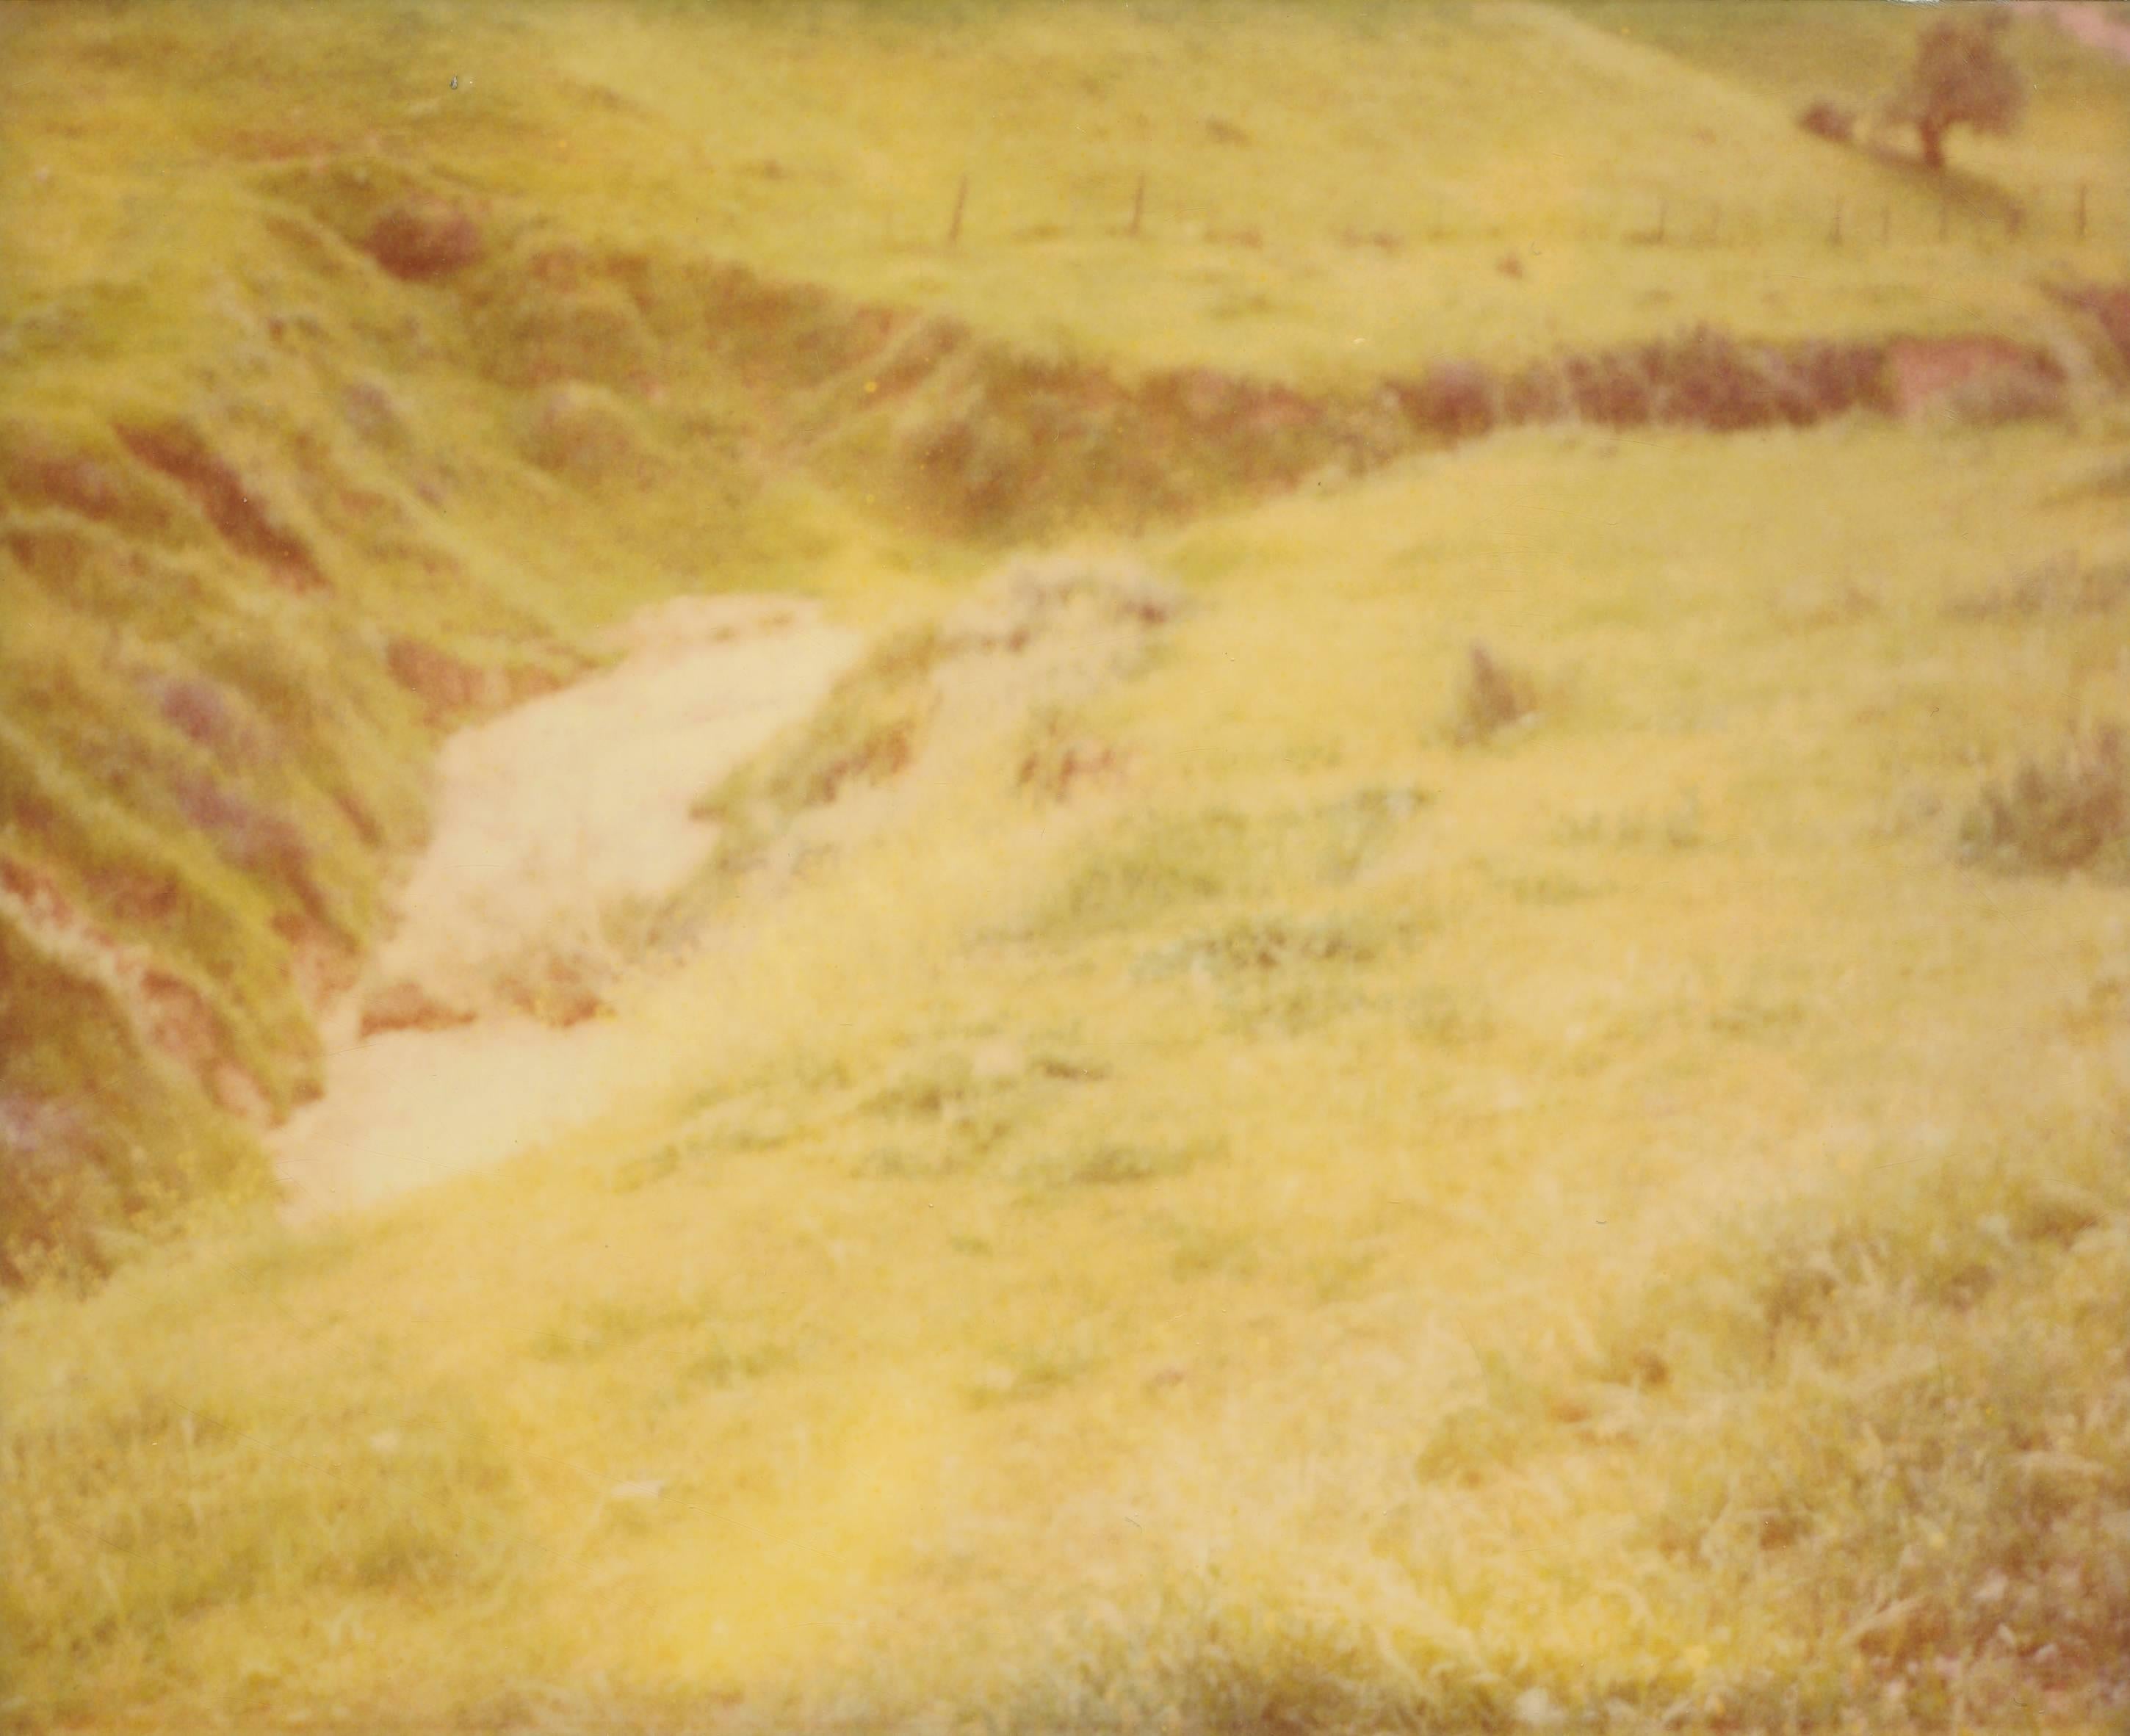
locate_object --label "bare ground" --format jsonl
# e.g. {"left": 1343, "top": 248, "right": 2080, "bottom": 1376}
{"left": 272, "top": 595, "right": 859, "bottom": 1220}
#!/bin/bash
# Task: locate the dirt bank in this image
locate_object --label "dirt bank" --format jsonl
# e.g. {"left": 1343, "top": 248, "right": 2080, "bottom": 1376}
{"left": 272, "top": 595, "right": 859, "bottom": 1219}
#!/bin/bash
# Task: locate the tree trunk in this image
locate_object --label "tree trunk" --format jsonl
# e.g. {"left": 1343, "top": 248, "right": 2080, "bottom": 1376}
{"left": 1919, "top": 117, "right": 1947, "bottom": 172}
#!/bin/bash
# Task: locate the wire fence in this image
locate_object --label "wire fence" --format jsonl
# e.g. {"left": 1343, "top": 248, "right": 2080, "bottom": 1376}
{"left": 923, "top": 177, "right": 2130, "bottom": 253}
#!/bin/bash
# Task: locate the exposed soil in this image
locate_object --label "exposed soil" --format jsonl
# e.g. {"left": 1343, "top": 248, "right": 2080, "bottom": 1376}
{"left": 270, "top": 566, "right": 1187, "bottom": 1220}
{"left": 113, "top": 419, "right": 328, "bottom": 592}
{"left": 272, "top": 595, "right": 859, "bottom": 1220}
{"left": 272, "top": 165, "right": 2090, "bottom": 546}
{"left": 0, "top": 855, "right": 273, "bottom": 1126}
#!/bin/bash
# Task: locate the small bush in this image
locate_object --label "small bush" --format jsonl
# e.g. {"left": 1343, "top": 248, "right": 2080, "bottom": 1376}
{"left": 1959, "top": 725, "right": 2130, "bottom": 877}
{"left": 1797, "top": 98, "right": 1857, "bottom": 144}
{"left": 1450, "top": 640, "right": 1539, "bottom": 745}
{"left": 364, "top": 197, "right": 483, "bottom": 282}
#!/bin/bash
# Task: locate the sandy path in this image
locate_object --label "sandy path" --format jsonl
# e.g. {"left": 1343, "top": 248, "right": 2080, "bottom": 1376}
{"left": 273, "top": 594, "right": 859, "bottom": 1220}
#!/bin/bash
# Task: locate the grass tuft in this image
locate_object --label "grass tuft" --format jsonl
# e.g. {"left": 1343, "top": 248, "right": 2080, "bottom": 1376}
{"left": 1959, "top": 724, "right": 2130, "bottom": 877}
{"left": 1450, "top": 640, "right": 1542, "bottom": 745}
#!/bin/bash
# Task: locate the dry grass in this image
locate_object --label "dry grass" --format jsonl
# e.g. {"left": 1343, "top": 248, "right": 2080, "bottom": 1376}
{"left": 1960, "top": 723, "right": 2130, "bottom": 878}
{"left": 1450, "top": 640, "right": 1545, "bottom": 745}
{"left": 8, "top": 417, "right": 2130, "bottom": 1732}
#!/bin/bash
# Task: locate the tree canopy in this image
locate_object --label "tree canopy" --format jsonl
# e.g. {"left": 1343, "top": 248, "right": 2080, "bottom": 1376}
{"left": 1886, "top": 13, "right": 2026, "bottom": 172}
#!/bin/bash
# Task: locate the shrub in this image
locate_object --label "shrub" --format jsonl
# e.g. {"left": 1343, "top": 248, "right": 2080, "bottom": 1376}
{"left": 1797, "top": 98, "right": 1858, "bottom": 144}
{"left": 1450, "top": 640, "right": 1539, "bottom": 745}
{"left": 364, "top": 197, "right": 483, "bottom": 282}
{"left": 1959, "top": 725, "right": 2130, "bottom": 877}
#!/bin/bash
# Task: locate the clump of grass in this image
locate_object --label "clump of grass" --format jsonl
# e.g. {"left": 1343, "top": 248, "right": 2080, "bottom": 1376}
{"left": 848, "top": 1035, "right": 1116, "bottom": 1183}
{"left": 1022, "top": 1135, "right": 1219, "bottom": 1189}
{"left": 1943, "top": 551, "right": 2130, "bottom": 620}
{"left": 1138, "top": 909, "right": 1404, "bottom": 980}
{"left": 1040, "top": 809, "right": 1238, "bottom": 934}
{"left": 1958, "top": 724, "right": 2129, "bottom": 877}
{"left": 1449, "top": 640, "right": 1540, "bottom": 745}
{"left": 964, "top": 1328, "right": 1106, "bottom": 1406}
{"left": 1016, "top": 712, "right": 1129, "bottom": 804}
{"left": 1136, "top": 907, "right": 1416, "bottom": 1032}
{"left": 1038, "top": 789, "right": 1419, "bottom": 939}
{"left": 0, "top": 1316, "right": 527, "bottom": 1718}
{"left": 692, "top": 622, "right": 945, "bottom": 871}
{"left": 531, "top": 1295, "right": 790, "bottom": 1385}
{"left": 1601, "top": 1135, "right": 2130, "bottom": 1727}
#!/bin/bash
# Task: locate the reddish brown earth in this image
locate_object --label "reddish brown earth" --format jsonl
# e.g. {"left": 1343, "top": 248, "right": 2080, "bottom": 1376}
{"left": 0, "top": 854, "right": 275, "bottom": 1126}
{"left": 1884, "top": 335, "right": 2065, "bottom": 416}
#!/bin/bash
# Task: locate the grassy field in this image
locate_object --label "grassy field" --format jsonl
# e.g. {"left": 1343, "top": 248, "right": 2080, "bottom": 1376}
{"left": 4, "top": 1, "right": 2130, "bottom": 1731}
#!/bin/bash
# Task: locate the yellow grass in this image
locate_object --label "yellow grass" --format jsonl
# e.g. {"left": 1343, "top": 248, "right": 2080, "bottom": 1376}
{"left": 7, "top": 0, "right": 2128, "bottom": 388}
{"left": 10, "top": 414, "right": 2130, "bottom": 1729}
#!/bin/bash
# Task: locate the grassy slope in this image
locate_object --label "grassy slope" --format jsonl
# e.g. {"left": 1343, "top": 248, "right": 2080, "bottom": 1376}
{"left": 0, "top": 0, "right": 921, "bottom": 1276}
{"left": 9, "top": 413, "right": 2129, "bottom": 1731}
{"left": 14, "top": 2, "right": 2127, "bottom": 375}
{"left": 3, "top": 0, "right": 2130, "bottom": 1728}
{"left": 407, "top": 0, "right": 2128, "bottom": 378}
{"left": 1566, "top": 0, "right": 2130, "bottom": 177}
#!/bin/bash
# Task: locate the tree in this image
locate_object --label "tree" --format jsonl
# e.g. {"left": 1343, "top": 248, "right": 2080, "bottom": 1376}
{"left": 1886, "top": 12, "right": 2026, "bottom": 172}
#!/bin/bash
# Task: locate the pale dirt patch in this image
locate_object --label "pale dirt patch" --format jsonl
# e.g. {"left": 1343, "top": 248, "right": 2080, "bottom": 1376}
{"left": 273, "top": 594, "right": 859, "bottom": 1220}
{"left": 272, "top": 1016, "right": 640, "bottom": 1218}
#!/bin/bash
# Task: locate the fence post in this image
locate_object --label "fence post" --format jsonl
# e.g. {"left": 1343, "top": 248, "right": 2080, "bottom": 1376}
{"left": 2076, "top": 182, "right": 2087, "bottom": 242}
{"left": 1130, "top": 173, "right": 1146, "bottom": 239}
{"left": 947, "top": 174, "right": 968, "bottom": 245}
